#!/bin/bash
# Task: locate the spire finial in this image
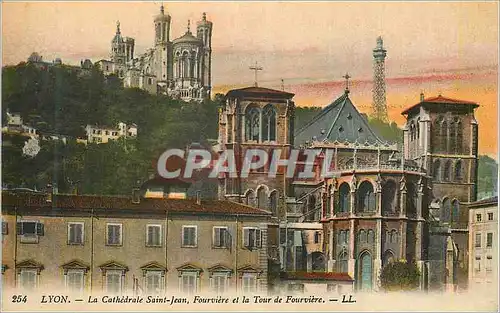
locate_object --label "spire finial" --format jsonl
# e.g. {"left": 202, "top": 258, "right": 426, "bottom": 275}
{"left": 203, "top": 12, "right": 207, "bottom": 21}
{"left": 249, "top": 62, "right": 263, "bottom": 87}
{"left": 116, "top": 20, "right": 121, "bottom": 34}
{"left": 160, "top": 3, "right": 164, "bottom": 14}
{"left": 187, "top": 19, "right": 191, "bottom": 33}
{"left": 342, "top": 72, "right": 351, "bottom": 94}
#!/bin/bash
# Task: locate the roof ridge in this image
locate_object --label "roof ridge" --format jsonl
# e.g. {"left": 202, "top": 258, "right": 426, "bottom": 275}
{"left": 324, "top": 95, "right": 348, "bottom": 140}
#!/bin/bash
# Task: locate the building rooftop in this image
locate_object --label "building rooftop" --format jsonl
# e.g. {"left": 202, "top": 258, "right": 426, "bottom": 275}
{"left": 1, "top": 191, "right": 271, "bottom": 216}
{"left": 225, "top": 86, "right": 295, "bottom": 101}
{"left": 402, "top": 95, "right": 479, "bottom": 115}
{"left": 294, "top": 92, "right": 386, "bottom": 147}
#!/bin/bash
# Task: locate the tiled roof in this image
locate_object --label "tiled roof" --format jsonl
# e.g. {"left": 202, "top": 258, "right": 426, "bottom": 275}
{"left": 280, "top": 271, "right": 354, "bottom": 281}
{"left": 225, "top": 86, "right": 294, "bottom": 99}
{"left": 402, "top": 95, "right": 479, "bottom": 114}
{"left": 1, "top": 191, "right": 271, "bottom": 216}
{"left": 294, "top": 92, "right": 385, "bottom": 146}
{"left": 468, "top": 196, "right": 498, "bottom": 208}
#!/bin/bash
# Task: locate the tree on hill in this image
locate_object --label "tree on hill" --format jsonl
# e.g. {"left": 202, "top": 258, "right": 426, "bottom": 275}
{"left": 380, "top": 260, "right": 420, "bottom": 291}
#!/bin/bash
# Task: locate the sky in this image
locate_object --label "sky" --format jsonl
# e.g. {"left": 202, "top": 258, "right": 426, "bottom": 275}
{"left": 2, "top": 1, "right": 498, "bottom": 157}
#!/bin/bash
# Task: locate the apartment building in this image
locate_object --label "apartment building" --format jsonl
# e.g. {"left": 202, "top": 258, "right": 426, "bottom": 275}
{"left": 468, "top": 196, "right": 498, "bottom": 290}
{"left": 1, "top": 190, "right": 271, "bottom": 295}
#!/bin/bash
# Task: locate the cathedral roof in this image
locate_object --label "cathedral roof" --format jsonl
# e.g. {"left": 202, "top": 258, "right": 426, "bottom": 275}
{"left": 401, "top": 94, "right": 479, "bottom": 115}
{"left": 294, "top": 92, "right": 385, "bottom": 147}
{"left": 173, "top": 31, "right": 202, "bottom": 45}
{"left": 225, "top": 86, "right": 294, "bottom": 100}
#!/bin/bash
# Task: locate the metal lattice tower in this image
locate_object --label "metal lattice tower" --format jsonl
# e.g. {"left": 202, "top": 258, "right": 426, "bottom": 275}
{"left": 372, "top": 36, "right": 388, "bottom": 122}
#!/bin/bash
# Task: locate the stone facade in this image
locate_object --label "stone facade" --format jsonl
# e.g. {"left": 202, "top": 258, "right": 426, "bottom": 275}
{"left": 1, "top": 191, "right": 270, "bottom": 295}
{"left": 95, "top": 6, "right": 212, "bottom": 102}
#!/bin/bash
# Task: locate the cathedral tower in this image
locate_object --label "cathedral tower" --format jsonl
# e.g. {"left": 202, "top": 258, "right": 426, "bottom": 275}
{"left": 372, "top": 36, "right": 388, "bottom": 121}
{"left": 154, "top": 4, "right": 172, "bottom": 83}
{"left": 197, "top": 12, "right": 213, "bottom": 95}
{"left": 111, "top": 21, "right": 126, "bottom": 65}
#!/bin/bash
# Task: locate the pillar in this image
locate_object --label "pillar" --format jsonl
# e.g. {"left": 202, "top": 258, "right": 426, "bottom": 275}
{"left": 348, "top": 219, "right": 356, "bottom": 279}
{"left": 328, "top": 222, "right": 335, "bottom": 271}
{"left": 330, "top": 183, "right": 336, "bottom": 218}
{"left": 399, "top": 222, "right": 407, "bottom": 260}
{"left": 374, "top": 219, "right": 382, "bottom": 291}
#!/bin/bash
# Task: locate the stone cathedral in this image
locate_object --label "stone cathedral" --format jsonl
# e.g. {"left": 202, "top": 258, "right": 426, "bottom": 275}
{"left": 96, "top": 5, "right": 213, "bottom": 102}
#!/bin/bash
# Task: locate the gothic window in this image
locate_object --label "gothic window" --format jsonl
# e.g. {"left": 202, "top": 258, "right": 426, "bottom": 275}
{"left": 406, "top": 183, "right": 417, "bottom": 218}
{"left": 390, "top": 229, "right": 398, "bottom": 243}
{"left": 306, "top": 195, "right": 318, "bottom": 221}
{"left": 382, "top": 250, "right": 395, "bottom": 268}
{"left": 262, "top": 105, "right": 277, "bottom": 142}
{"left": 257, "top": 187, "right": 267, "bottom": 210}
{"left": 269, "top": 191, "right": 278, "bottom": 216}
{"left": 452, "top": 199, "right": 460, "bottom": 222}
{"left": 440, "top": 120, "right": 448, "bottom": 152}
{"left": 357, "top": 181, "right": 376, "bottom": 213}
{"left": 443, "top": 160, "right": 452, "bottom": 181}
{"left": 358, "top": 229, "right": 367, "bottom": 243}
{"left": 337, "top": 251, "right": 348, "bottom": 273}
{"left": 454, "top": 159, "right": 462, "bottom": 181}
{"left": 367, "top": 229, "right": 375, "bottom": 244}
{"left": 433, "top": 160, "right": 441, "bottom": 181}
{"left": 410, "top": 121, "right": 415, "bottom": 141}
{"left": 455, "top": 120, "right": 463, "bottom": 153}
{"left": 338, "top": 183, "right": 350, "bottom": 213}
{"left": 434, "top": 116, "right": 443, "bottom": 151}
{"left": 381, "top": 180, "right": 397, "bottom": 215}
{"left": 245, "top": 189, "right": 256, "bottom": 207}
{"left": 182, "top": 52, "right": 189, "bottom": 78}
{"left": 245, "top": 106, "right": 260, "bottom": 142}
{"left": 441, "top": 198, "right": 451, "bottom": 223}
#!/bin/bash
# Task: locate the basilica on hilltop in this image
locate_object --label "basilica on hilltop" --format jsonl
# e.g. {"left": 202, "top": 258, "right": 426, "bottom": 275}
{"left": 95, "top": 5, "right": 212, "bottom": 102}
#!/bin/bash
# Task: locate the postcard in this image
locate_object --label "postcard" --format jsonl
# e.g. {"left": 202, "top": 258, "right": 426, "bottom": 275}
{"left": 1, "top": 1, "right": 498, "bottom": 312}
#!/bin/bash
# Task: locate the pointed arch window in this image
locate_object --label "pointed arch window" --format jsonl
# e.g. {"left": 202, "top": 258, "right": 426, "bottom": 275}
{"left": 441, "top": 198, "right": 451, "bottom": 223}
{"left": 338, "top": 183, "right": 351, "bottom": 213}
{"left": 262, "top": 105, "right": 276, "bottom": 142}
{"left": 455, "top": 120, "right": 463, "bottom": 153}
{"left": 452, "top": 199, "right": 460, "bottom": 222}
{"left": 357, "top": 181, "right": 376, "bottom": 213}
{"left": 337, "top": 250, "right": 348, "bottom": 273}
{"left": 257, "top": 187, "right": 267, "bottom": 210}
{"left": 454, "top": 159, "right": 462, "bottom": 181}
{"left": 433, "top": 160, "right": 441, "bottom": 181}
{"left": 269, "top": 191, "right": 278, "bottom": 216}
{"left": 245, "top": 190, "right": 256, "bottom": 207}
{"left": 440, "top": 120, "right": 448, "bottom": 152}
{"left": 443, "top": 160, "right": 452, "bottom": 182}
{"left": 381, "top": 180, "right": 398, "bottom": 215}
{"left": 245, "top": 106, "right": 260, "bottom": 142}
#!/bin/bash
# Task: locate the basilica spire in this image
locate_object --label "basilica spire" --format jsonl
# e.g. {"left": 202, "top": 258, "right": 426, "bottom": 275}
{"left": 116, "top": 20, "right": 121, "bottom": 34}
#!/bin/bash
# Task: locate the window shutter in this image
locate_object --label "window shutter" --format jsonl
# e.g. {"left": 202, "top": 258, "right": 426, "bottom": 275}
{"left": 147, "top": 226, "right": 153, "bottom": 245}
{"left": 256, "top": 229, "right": 262, "bottom": 248}
{"left": 36, "top": 223, "right": 44, "bottom": 236}
{"left": 17, "top": 222, "right": 23, "bottom": 235}
{"left": 224, "top": 229, "right": 231, "bottom": 248}
{"left": 183, "top": 228, "right": 188, "bottom": 246}
{"left": 213, "top": 228, "right": 220, "bottom": 247}
{"left": 243, "top": 228, "right": 249, "bottom": 247}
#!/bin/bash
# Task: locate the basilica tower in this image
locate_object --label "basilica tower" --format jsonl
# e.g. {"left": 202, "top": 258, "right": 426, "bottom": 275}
{"left": 154, "top": 4, "right": 172, "bottom": 83}
{"left": 197, "top": 12, "right": 213, "bottom": 95}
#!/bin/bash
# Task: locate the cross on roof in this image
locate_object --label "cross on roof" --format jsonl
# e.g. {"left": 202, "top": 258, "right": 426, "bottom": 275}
{"left": 249, "top": 62, "right": 263, "bottom": 87}
{"left": 342, "top": 73, "right": 351, "bottom": 94}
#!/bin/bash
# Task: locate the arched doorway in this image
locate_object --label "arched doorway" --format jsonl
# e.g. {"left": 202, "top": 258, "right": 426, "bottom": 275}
{"left": 359, "top": 251, "right": 373, "bottom": 291}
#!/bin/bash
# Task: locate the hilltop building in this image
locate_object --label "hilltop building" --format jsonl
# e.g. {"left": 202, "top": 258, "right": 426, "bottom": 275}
{"left": 95, "top": 5, "right": 212, "bottom": 102}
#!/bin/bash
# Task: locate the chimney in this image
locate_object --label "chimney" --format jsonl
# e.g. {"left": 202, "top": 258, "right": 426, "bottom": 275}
{"left": 420, "top": 92, "right": 425, "bottom": 102}
{"left": 196, "top": 191, "right": 201, "bottom": 205}
{"left": 132, "top": 188, "right": 141, "bottom": 204}
{"left": 46, "top": 184, "right": 53, "bottom": 203}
